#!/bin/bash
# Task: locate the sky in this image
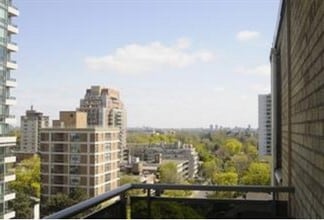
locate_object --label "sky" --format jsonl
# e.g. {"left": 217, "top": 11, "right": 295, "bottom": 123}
{"left": 12, "top": 0, "right": 280, "bottom": 129}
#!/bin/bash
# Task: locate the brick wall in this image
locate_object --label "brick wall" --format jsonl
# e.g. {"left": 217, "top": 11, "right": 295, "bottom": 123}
{"left": 274, "top": 0, "right": 324, "bottom": 218}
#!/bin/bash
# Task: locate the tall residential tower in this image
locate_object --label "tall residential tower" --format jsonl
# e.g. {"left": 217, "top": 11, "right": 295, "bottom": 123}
{"left": 18, "top": 106, "right": 49, "bottom": 161}
{"left": 0, "top": 0, "right": 19, "bottom": 218}
{"left": 78, "top": 86, "right": 127, "bottom": 162}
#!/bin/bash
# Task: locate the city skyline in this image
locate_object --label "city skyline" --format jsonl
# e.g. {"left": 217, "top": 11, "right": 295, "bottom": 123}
{"left": 13, "top": 0, "right": 279, "bottom": 128}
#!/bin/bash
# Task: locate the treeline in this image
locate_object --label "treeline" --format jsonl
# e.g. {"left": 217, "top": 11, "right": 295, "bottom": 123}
{"left": 127, "top": 129, "right": 271, "bottom": 198}
{"left": 127, "top": 132, "right": 178, "bottom": 144}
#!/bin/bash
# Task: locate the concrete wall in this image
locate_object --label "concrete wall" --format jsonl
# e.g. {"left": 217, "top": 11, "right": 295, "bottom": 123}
{"left": 59, "top": 111, "right": 87, "bottom": 128}
{"left": 273, "top": 0, "right": 324, "bottom": 218}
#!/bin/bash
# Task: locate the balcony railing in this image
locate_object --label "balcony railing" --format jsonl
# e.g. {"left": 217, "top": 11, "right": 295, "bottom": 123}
{"left": 44, "top": 183, "right": 294, "bottom": 219}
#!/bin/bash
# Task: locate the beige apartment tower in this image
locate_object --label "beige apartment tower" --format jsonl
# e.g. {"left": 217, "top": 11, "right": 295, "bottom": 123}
{"left": 40, "top": 111, "right": 120, "bottom": 202}
{"left": 78, "top": 86, "right": 127, "bottom": 163}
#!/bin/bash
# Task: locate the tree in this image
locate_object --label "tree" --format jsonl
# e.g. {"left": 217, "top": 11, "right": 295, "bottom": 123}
{"left": 151, "top": 201, "right": 203, "bottom": 219}
{"left": 231, "top": 154, "right": 250, "bottom": 178}
{"left": 244, "top": 144, "right": 258, "bottom": 161}
{"left": 131, "top": 201, "right": 202, "bottom": 219}
{"left": 201, "top": 159, "right": 219, "bottom": 180}
{"left": 209, "top": 171, "right": 238, "bottom": 198}
{"left": 195, "top": 143, "right": 215, "bottom": 162}
{"left": 241, "top": 162, "right": 270, "bottom": 185}
{"left": 10, "top": 155, "right": 40, "bottom": 197}
{"left": 159, "top": 162, "right": 181, "bottom": 184}
{"left": 211, "top": 171, "right": 238, "bottom": 186}
{"left": 223, "top": 138, "right": 242, "bottom": 156}
{"left": 42, "top": 193, "right": 74, "bottom": 217}
{"left": 11, "top": 192, "right": 34, "bottom": 219}
{"left": 158, "top": 162, "right": 192, "bottom": 197}
{"left": 42, "top": 188, "right": 88, "bottom": 217}
{"left": 9, "top": 155, "right": 40, "bottom": 219}
{"left": 120, "top": 175, "right": 142, "bottom": 196}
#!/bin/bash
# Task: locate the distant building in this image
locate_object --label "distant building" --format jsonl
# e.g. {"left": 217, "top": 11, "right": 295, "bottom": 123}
{"left": 39, "top": 111, "right": 120, "bottom": 202}
{"left": 0, "top": 1, "right": 19, "bottom": 218}
{"left": 258, "top": 94, "right": 272, "bottom": 155}
{"left": 128, "top": 143, "right": 199, "bottom": 179}
{"left": 78, "top": 86, "right": 127, "bottom": 163}
{"left": 18, "top": 106, "right": 49, "bottom": 160}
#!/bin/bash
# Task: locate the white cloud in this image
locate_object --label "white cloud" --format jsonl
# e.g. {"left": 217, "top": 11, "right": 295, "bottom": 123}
{"left": 85, "top": 38, "right": 215, "bottom": 74}
{"left": 212, "top": 87, "right": 225, "bottom": 92}
{"left": 234, "top": 64, "right": 270, "bottom": 76}
{"left": 175, "top": 37, "right": 191, "bottom": 49}
{"left": 236, "top": 30, "right": 260, "bottom": 41}
{"left": 240, "top": 95, "right": 248, "bottom": 100}
{"left": 250, "top": 84, "right": 270, "bottom": 93}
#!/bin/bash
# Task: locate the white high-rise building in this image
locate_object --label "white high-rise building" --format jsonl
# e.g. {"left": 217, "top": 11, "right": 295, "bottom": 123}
{"left": 258, "top": 94, "right": 272, "bottom": 155}
{"left": 0, "top": 0, "right": 19, "bottom": 218}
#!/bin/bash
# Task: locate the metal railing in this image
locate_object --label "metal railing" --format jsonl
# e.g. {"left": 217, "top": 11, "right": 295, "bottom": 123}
{"left": 44, "top": 184, "right": 132, "bottom": 219}
{"left": 44, "top": 183, "right": 294, "bottom": 219}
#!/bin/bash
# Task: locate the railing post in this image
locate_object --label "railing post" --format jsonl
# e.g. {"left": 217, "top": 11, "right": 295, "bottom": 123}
{"left": 120, "top": 192, "right": 127, "bottom": 219}
{"left": 272, "top": 191, "right": 277, "bottom": 217}
{"left": 125, "top": 195, "right": 131, "bottom": 219}
{"left": 147, "top": 188, "right": 151, "bottom": 219}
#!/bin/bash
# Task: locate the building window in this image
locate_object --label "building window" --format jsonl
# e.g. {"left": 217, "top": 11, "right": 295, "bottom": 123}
{"left": 105, "top": 173, "right": 111, "bottom": 182}
{"left": 52, "top": 133, "right": 66, "bottom": 141}
{"left": 70, "top": 133, "right": 80, "bottom": 142}
{"left": 105, "top": 143, "right": 111, "bottom": 152}
{"left": 105, "top": 163, "right": 111, "bottom": 172}
{"left": 40, "top": 133, "right": 49, "bottom": 141}
{"left": 70, "top": 176, "right": 80, "bottom": 185}
{"left": 105, "top": 183, "right": 111, "bottom": 192}
{"left": 70, "top": 155, "right": 80, "bottom": 164}
{"left": 70, "top": 166, "right": 79, "bottom": 174}
{"left": 70, "top": 144, "right": 80, "bottom": 153}
{"left": 105, "top": 153, "right": 111, "bottom": 161}
{"left": 105, "top": 133, "right": 111, "bottom": 139}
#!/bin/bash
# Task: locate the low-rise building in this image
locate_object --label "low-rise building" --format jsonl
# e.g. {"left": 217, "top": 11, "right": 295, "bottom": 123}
{"left": 128, "top": 143, "right": 199, "bottom": 179}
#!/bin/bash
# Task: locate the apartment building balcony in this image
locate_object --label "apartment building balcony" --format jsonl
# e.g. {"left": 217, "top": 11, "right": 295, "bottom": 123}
{"left": 7, "top": 41, "right": 18, "bottom": 52}
{"left": 3, "top": 210, "right": 15, "bottom": 219}
{"left": 44, "top": 183, "right": 294, "bottom": 219}
{"left": 6, "top": 60, "right": 18, "bottom": 69}
{"left": 7, "top": 23, "right": 18, "bottom": 34}
{"left": 4, "top": 173, "right": 15, "bottom": 182}
{"left": 52, "top": 155, "right": 64, "bottom": 163}
{"left": 4, "top": 189, "right": 15, "bottom": 202}
{"left": 4, "top": 114, "right": 16, "bottom": 124}
{"left": 4, "top": 155, "right": 16, "bottom": 163}
{"left": 5, "top": 78, "right": 17, "bottom": 87}
{"left": 52, "top": 177, "right": 64, "bottom": 185}
{"left": 5, "top": 96, "right": 16, "bottom": 105}
{"left": 8, "top": 5, "right": 19, "bottom": 17}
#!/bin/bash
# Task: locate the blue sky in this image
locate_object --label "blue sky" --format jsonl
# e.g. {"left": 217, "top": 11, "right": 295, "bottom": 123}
{"left": 12, "top": 0, "right": 280, "bottom": 128}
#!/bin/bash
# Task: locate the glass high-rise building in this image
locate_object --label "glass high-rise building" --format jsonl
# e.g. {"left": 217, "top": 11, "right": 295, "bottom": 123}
{"left": 0, "top": 0, "right": 18, "bottom": 218}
